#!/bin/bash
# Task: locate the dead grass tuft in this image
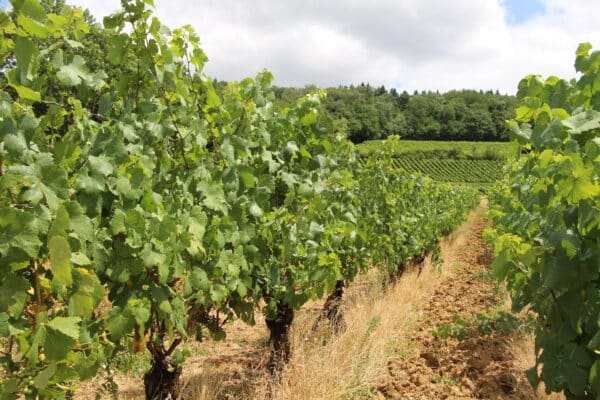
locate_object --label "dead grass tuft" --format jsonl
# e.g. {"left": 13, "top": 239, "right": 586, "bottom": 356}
{"left": 265, "top": 262, "right": 440, "bottom": 400}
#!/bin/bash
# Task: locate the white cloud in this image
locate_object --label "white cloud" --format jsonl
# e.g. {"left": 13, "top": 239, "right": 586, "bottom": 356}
{"left": 68, "top": 0, "right": 600, "bottom": 94}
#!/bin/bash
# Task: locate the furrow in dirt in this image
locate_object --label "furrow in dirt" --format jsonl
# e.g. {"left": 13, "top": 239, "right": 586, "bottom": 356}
{"left": 376, "top": 204, "right": 537, "bottom": 400}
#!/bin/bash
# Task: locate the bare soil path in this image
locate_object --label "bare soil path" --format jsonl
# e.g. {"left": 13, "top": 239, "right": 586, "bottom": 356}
{"left": 375, "top": 200, "right": 544, "bottom": 400}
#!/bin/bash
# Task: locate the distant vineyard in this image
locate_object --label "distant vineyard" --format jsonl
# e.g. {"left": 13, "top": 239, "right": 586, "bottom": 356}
{"left": 357, "top": 140, "right": 515, "bottom": 160}
{"left": 391, "top": 158, "right": 504, "bottom": 184}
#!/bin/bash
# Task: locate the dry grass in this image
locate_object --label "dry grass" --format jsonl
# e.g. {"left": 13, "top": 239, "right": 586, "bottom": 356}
{"left": 264, "top": 263, "right": 442, "bottom": 400}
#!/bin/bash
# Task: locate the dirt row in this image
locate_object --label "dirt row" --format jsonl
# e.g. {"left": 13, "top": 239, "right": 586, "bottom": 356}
{"left": 375, "top": 205, "right": 538, "bottom": 400}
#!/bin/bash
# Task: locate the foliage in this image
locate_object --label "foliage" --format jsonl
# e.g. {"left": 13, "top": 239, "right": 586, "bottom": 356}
{"left": 356, "top": 139, "right": 516, "bottom": 160}
{"left": 356, "top": 137, "right": 479, "bottom": 273}
{"left": 273, "top": 86, "right": 517, "bottom": 143}
{"left": 0, "top": 1, "right": 480, "bottom": 398}
{"left": 431, "top": 311, "right": 534, "bottom": 340}
{"left": 389, "top": 158, "right": 504, "bottom": 185}
{"left": 488, "top": 43, "right": 600, "bottom": 399}
{"left": 357, "top": 140, "right": 513, "bottom": 192}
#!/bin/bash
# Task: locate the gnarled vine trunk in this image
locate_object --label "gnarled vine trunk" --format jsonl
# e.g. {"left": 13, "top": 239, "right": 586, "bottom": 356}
{"left": 144, "top": 341, "right": 182, "bottom": 400}
{"left": 265, "top": 301, "right": 294, "bottom": 373}
{"left": 311, "top": 280, "right": 347, "bottom": 334}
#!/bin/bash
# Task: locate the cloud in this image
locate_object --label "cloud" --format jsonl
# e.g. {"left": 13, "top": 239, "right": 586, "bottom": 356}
{"left": 68, "top": 0, "right": 600, "bottom": 94}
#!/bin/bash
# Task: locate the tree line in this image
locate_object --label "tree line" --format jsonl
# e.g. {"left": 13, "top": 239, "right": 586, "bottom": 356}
{"left": 270, "top": 84, "right": 517, "bottom": 143}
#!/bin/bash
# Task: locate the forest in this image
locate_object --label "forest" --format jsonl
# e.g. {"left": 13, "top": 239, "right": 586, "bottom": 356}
{"left": 270, "top": 85, "right": 517, "bottom": 143}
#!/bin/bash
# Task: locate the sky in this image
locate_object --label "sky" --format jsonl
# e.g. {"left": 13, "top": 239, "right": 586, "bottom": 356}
{"left": 5, "top": 0, "right": 600, "bottom": 94}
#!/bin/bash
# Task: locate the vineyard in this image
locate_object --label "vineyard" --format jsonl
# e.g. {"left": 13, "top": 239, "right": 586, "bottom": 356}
{"left": 0, "top": 2, "right": 479, "bottom": 399}
{"left": 0, "top": 1, "right": 598, "bottom": 400}
{"left": 357, "top": 139, "right": 515, "bottom": 160}
{"left": 488, "top": 44, "right": 600, "bottom": 398}
{"left": 389, "top": 158, "right": 503, "bottom": 185}
{"left": 357, "top": 140, "right": 510, "bottom": 188}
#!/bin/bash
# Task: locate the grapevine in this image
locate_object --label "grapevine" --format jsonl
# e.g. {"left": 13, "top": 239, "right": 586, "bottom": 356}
{"left": 0, "top": 1, "right": 480, "bottom": 398}
{"left": 488, "top": 43, "right": 600, "bottom": 399}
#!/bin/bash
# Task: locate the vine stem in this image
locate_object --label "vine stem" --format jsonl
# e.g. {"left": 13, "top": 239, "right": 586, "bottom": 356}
{"left": 33, "top": 260, "right": 42, "bottom": 313}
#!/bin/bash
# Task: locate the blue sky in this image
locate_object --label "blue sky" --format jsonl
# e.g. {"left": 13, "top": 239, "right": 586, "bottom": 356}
{"left": 0, "top": 0, "right": 8, "bottom": 9}
{"left": 504, "top": 0, "right": 546, "bottom": 24}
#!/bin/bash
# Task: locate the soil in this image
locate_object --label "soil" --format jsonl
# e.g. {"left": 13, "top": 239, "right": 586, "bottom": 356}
{"left": 375, "top": 202, "right": 538, "bottom": 400}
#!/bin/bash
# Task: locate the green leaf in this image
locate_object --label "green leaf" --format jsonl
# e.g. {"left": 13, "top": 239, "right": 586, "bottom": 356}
{"left": 286, "top": 141, "right": 299, "bottom": 154}
{"left": 589, "top": 331, "right": 600, "bottom": 354}
{"left": 73, "top": 352, "right": 101, "bottom": 380}
{"left": 188, "top": 207, "right": 207, "bottom": 238}
{"left": 556, "top": 160, "right": 599, "bottom": 203}
{"left": 109, "top": 209, "right": 126, "bottom": 235}
{"left": 248, "top": 202, "right": 263, "bottom": 217}
{"left": 0, "top": 276, "right": 29, "bottom": 316}
{"left": 198, "top": 182, "right": 228, "bottom": 213}
{"left": 237, "top": 166, "right": 256, "bottom": 188}
{"left": 26, "top": 324, "right": 47, "bottom": 364}
{"left": 515, "top": 106, "right": 534, "bottom": 122}
{"left": 48, "top": 205, "right": 69, "bottom": 238}
{"left": 8, "top": 83, "right": 41, "bottom": 101}
{"left": 300, "top": 109, "right": 317, "bottom": 126}
{"left": 216, "top": 250, "right": 246, "bottom": 278}
{"left": 206, "top": 87, "right": 221, "bottom": 109}
{"left": 65, "top": 39, "right": 83, "bottom": 48}
{"left": 49, "top": 236, "right": 73, "bottom": 288}
{"left": 562, "top": 110, "right": 600, "bottom": 135}
{"left": 46, "top": 316, "right": 81, "bottom": 339}
{"left": 75, "top": 171, "right": 105, "bottom": 194}
{"left": 125, "top": 208, "right": 146, "bottom": 239}
{"left": 190, "top": 268, "right": 210, "bottom": 291}
{"left": 106, "top": 33, "right": 128, "bottom": 64}
{"left": 210, "top": 284, "right": 228, "bottom": 303}
{"left": 309, "top": 221, "right": 324, "bottom": 236}
{"left": 38, "top": 165, "right": 69, "bottom": 210}
{"left": 88, "top": 155, "right": 113, "bottom": 176}
{"left": 297, "top": 183, "right": 314, "bottom": 199}
{"left": 576, "top": 42, "right": 592, "bottom": 57}
{"left": 141, "top": 243, "right": 166, "bottom": 268}
{"left": 73, "top": 268, "right": 103, "bottom": 301}
{"left": 564, "top": 364, "right": 589, "bottom": 396}
{"left": 590, "top": 361, "right": 600, "bottom": 394}
{"left": 33, "top": 363, "right": 57, "bottom": 390}
{"left": 0, "top": 378, "right": 18, "bottom": 398}
{"left": 14, "top": 36, "right": 38, "bottom": 82}
{"left": 44, "top": 328, "right": 74, "bottom": 361}
{"left": 0, "top": 208, "right": 42, "bottom": 259}
{"left": 12, "top": 0, "right": 46, "bottom": 21}
{"left": 525, "top": 366, "right": 540, "bottom": 389}
{"left": 113, "top": 175, "right": 142, "bottom": 200}
{"left": 0, "top": 313, "right": 9, "bottom": 336}
{"left": 71, "top": 252, "right": 91, "bottom": 266}
{"left": 68, "top": 292, "right": 93, "bottom": 319}
{"left": 150, "top": 286, "right": 173, "bottom": 315}
{"left": 56, "top": 55, "right": 90, "bottom": 87}
{"left": 106, "top": 307, "right": 135, "bottom": 339}
{"left": 129, "top": 298, "right": 151, "bottom": 327}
